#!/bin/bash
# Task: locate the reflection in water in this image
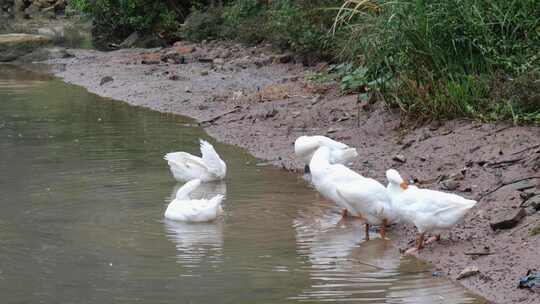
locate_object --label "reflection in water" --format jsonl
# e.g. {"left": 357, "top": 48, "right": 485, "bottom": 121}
{"left": 293, "top": 203, "right": 480, "bottom": 303}
{"left": 164, "top": 182, "right": 227, "bottom": 268}
{"left": 164, "top": 220, "right": 224, "bottom": 268}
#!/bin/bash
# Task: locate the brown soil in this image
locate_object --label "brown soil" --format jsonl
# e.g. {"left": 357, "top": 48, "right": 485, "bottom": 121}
{"left": 48, "top": 41, "right": 540, "bottom": 304}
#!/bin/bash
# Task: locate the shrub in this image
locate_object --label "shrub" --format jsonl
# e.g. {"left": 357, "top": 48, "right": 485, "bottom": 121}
{"left": 183, "top": 6, "right": 224, "bottom": 42}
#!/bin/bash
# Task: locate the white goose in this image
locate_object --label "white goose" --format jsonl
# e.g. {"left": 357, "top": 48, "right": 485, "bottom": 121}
{"left": 295, "top": 135, "right": 357, "bottom": 172}
{"left": 164, "top": 179, "right": 225, "bottom": 222}
{"left": 309, "top": 146, "right": 362, "bottom": 220}
{"left": 336, "top": 177, "right": 397, "bottom": 240}
{"left": 164, "top": 139, "right": 226, "bottom": 182}
{"left": 386, "top": 169, "right": 477, "bottom": 252}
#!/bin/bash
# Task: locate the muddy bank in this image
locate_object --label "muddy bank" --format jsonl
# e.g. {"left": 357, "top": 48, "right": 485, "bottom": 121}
{"left": 47, "top": 42, "right": 540, "bottom": 303}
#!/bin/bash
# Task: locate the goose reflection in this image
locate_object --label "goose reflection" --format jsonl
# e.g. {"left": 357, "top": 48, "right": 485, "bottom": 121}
{"left": 163, "top": 182, "right": 227, "bottom": 267}
{"left": 293, "top": 204, "right": 478, "bottom": 303}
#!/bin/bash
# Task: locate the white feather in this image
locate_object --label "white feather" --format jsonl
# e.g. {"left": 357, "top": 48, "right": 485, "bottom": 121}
{"left": 386, "top": 169, "right": 477, "bottom": 234}
{"left": 165, "top": 179, "right": 225, "bottom": 223}
{"left": 164, "top": 139, "right": 227, "bottom": 182}
{"left": 294, "top": 135, "right": 357, "bottom": 166}
{"left": 309, "top": 146, "right": 362, "bottom": 216}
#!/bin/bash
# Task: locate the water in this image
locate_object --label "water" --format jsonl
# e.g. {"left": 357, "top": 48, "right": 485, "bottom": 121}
{"left": 0, "top": 65, "right": 484, "bottom": 303}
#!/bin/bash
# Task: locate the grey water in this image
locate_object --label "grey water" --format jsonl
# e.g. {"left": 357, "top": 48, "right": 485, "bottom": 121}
{"left": 0, "top": 65, "right": 484, "bottom": 303}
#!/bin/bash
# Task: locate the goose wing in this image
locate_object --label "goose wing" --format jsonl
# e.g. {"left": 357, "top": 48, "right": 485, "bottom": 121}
{"left": 199, "top": 139, "right": 225, "bottom": 176}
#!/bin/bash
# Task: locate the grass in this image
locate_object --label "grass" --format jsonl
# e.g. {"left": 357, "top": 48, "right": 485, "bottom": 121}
{"left": 330, "top": 0, "right": 540, "bottom": 123}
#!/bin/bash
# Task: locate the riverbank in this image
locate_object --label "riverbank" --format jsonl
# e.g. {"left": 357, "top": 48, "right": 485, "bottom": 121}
{"left": 47, "top": 42, "right": 539, "bottom": 303}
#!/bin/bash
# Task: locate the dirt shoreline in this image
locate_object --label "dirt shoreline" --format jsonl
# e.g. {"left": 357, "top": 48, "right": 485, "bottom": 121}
{"left": 47, "top": 42, "right": 539, "bottom": 303}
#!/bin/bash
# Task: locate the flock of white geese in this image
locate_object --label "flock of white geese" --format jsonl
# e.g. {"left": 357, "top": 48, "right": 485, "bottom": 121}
{"left": 163, "top": 136, "right": 477, "bottom": 253}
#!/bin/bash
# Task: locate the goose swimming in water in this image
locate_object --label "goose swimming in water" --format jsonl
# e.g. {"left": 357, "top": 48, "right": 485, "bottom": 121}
{"left": 164, "top": 179, "right": 225, "bottom": 223}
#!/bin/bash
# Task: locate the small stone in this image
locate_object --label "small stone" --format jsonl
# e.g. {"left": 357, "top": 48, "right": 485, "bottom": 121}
{"left": 456, "top": 266, "right": 480, "bottom": 280}
{"left": 275, "top": 53, "right": 293, "bottom": 64}
{"left": 392, "top": 154, "right": 406, "bottom": 163}
{"left": 99, "top": 76, "right": 113, "bottom": 86}
{"left": 327, "top": 127, "right": 341, "bottom": 134}
{"left": 523, "top": 195, "right": 540, "bottom": 211}
{"left": 311, "top": 95, "right": 322, "bottom": 105}
{"left": 185, "top": 87, "right": 191, "bottom": 93}
{"left": 441, "top": 179, "right": 460, "bottom": 191}
{"left": 213, "top": 58, "right": 225, "bottom": 64}
{"left": 200, "top": 70, "right": 209, "bottom": 76}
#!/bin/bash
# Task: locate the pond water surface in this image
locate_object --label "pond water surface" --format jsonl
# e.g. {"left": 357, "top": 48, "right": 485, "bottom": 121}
{"left": 0, "top": 65, "right": 485, "bottom": 303}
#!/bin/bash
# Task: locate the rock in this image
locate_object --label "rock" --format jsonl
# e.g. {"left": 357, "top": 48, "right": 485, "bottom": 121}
{"left": 213, "top": 58, "right": 225, "bottom": 65}
{"left": 511, "top": 179, "right": 539, "bottom": 192}
{"left": 140, "top": 53, "right": 160, "bottom": 64}
{"left": 489, "top": 208, "right": 527, "bottom": 230}
{"left": 37, "top": 27, "right": 56, "bottom": 38}
{"left": 172, "top": 42, "right": 195, "bottom": 54}
{"left": 256, "top": 107, "right": 278, "bottom": 119}
{"left": 327, "top": 127, "right": 342, "bottom": 134}
{"left": 0, "top": 34, "right": 52, "bottom": 62}
{"left": 441, "top": 179, "right": 460, "bottom": 191}
{"left": 220, "top": 49, "right": 231, "bottom": 59}
{"left": 160, "top": 52, "right": 184, "bottom": 64}
{"left": 23, "top": 3, "right": 41, "bottom": 18}
{"left": 456, "top": 266, "right": 480, "bottom": 280}
{"left": 13, "top": 0, "right": 24, "bottom": 19}
{"left": 99, "top": 76, "right": 113, "bottom": 86}
{"left": 392, "top": 154, "right": 406, "bottom": 163}
{"left": 119, "top": 32, "right": 139, "bottom": 48}
{"left": 16, "top": 46, "right": 72, "bottom": 62}
{"left": 275, "top": 53, "right": 293, "bottom": 63}
{"left": 523, "top": 195, "right": 540, "bottom": 211}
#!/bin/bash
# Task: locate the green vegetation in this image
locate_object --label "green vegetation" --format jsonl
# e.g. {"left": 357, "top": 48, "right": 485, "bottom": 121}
{"left": 332, "top": 0, "right": 540, "bottom": 122}
{"left": 70, "top": 0, "right": 540, "bottom": 123}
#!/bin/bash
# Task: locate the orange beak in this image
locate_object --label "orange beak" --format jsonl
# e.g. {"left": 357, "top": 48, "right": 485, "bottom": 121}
{"left": 400, "top": 182, "right": 409, "bottom": 190}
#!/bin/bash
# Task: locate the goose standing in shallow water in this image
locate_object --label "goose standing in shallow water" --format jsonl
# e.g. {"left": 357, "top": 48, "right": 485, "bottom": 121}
{"left": 295, "top": 135, "right": 357, "bottom": 173}
{"left": 336, "top": 177, "right": 397, "bottom": 240}
{"left": 164, "top": 179, "right": 225, "bottom": 222}
{"left": 385, "top": 169, "right": 477, "bottom": 253}
{"left": 164, "top": 139, "right": 226, "bottom": 182}
{"left": 309, "top": 146, "right": 363, "bottom": 220}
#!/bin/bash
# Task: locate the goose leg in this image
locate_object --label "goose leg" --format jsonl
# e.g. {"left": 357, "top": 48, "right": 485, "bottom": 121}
{"left": 405, "top": 233, "right": 425, "bottom": 254}
{"left": 380, "top": 219, "right": 388, "bottom": 239}
{"left": 364, "top": 223, "right": 370, "bottom": 241}
{"left": 417, "top": 233, "right": 425, "bottom": 250}
{"left": 425, "top": 234, "right": 442, "bottom": 245}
